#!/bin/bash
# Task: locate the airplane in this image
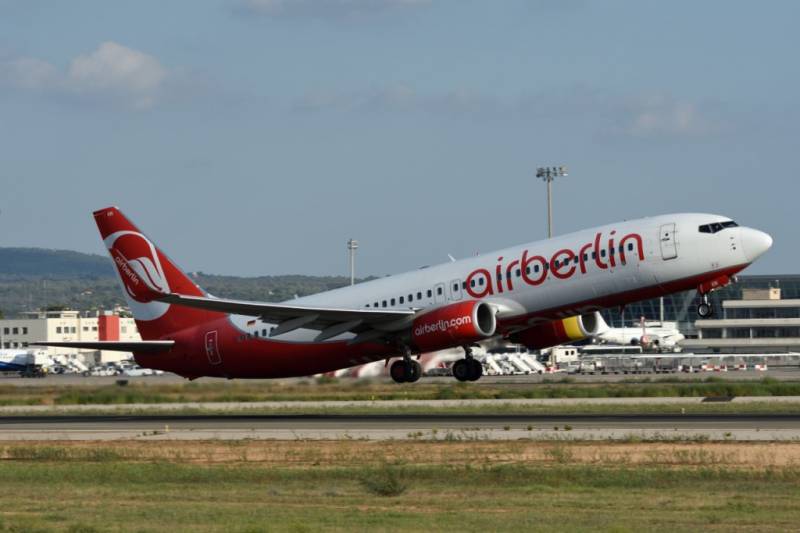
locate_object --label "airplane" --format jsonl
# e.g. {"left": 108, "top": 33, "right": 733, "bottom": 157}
{"left": 36, "top": 207, "right": 772, "bottom": 383}
{"left": 593, "top": 315, "right": 686, "bottom": 351}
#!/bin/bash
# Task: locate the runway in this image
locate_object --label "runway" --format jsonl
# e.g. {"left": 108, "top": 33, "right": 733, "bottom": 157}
{"left": 2, "top": 413, "right": 800, "bottom": 441}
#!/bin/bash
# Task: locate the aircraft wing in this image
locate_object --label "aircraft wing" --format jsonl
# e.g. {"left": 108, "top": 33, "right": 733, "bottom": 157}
{"left": 33, "top": 341, "right": 175, "bottom": 353}
{"left": 158, "top": 293, "right": 415, "bottom": 342}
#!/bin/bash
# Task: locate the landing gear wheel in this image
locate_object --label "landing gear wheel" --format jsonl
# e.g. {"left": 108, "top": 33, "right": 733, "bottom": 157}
{"left": 697, "top": 298, "right": 714, "bottom": 318}
{"left": 467, "top": 358, "right": 483, "bottom": 381}
{"left": 390, "top": 359, "right": 421, "bottom": 384}
{"left": 452, "top": 359, "right": 471, "bottom": 382}
{"left": 406, "top": 360, "right": 422, "bottom": 383}
{"left": 390, "top": 360, "right": 408, "bottom": 383}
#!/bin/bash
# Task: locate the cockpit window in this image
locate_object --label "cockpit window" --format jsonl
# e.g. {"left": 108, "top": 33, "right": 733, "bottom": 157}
{"left": 698, "top": 220, "right": 738, "bottom": 234}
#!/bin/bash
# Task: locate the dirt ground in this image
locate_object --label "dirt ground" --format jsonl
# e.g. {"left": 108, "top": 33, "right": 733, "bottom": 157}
{"left": 4, "top": 439, "right": 799, "bottom": 469}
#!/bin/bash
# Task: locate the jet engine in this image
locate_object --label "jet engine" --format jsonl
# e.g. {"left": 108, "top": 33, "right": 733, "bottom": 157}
{"left": 411, "top": 300, "right": 497, "bottom": 352}
{"left": 510, "top": 312, "right": 603, "bottom": 350}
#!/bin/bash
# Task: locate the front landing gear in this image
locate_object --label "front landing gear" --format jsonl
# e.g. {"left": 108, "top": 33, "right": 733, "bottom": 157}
{"left": 453, "top": 346, "right": 483, "bottom": 382}
{"left": 390, "top": 346, "right": 421, "bottom": 383}
{"left": 697, "top": 296, "right": 714, "bottom": 319}
{"left": 696, "top": 274, "right": 736, "bottom": 318}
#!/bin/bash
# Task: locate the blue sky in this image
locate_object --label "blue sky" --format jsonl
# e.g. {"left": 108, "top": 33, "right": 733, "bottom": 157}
{"left": 0, "top": 0, "right": 797, "bottom": 276}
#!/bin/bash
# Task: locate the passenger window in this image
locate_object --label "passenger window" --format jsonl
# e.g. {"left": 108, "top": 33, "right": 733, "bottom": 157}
{"left": 374, "top": 302, "right": 379, "bottom": 307}
{"left": 628, "top": 243, "right": 634, "bottom": 251}
{"left": 399, "top": 296, "right": 404, "bottom": 304}
{"left": 478, "top": 278, "right": 484, "bottom": 286}
{"left": 427, "top": 290, "right": 432, "bottom": 298}
{"left": 516, "top": 269, "right": 520, "bottom": 277}
{"left": 437, "top": 287, "right": 443, "bottom": 295}
{"left": 470, "top": 279, "right": 476, "bottom": 287}
{"left": 391, "top": 298, "right": 396, "bottom": 306}
{"left": 382, "top": 300, "right": 387, "bottom": 307}
{"left": 601, "top": 250, "right": 606, "bottom": 257}
{"left": 462, "top": 282, "right": 467, "bottom": 290}
{"left": 526, "top": 266, "right": 531, "bottom": 274}
{"left": 408, "top": 294, "right": 413, "bottom": 302}
{"left": 453, "top": 283, "right": 459, "bottom": 291}
{"left": 592, "top": 252, "right": 596, "bottom": 259}
{"left": 417, "top": 292, "right": 422, "bottom": 299}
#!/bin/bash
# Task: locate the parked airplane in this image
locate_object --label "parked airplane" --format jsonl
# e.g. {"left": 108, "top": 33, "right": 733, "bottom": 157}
{"left": 37, "top": 208, "right": 771, "bottom": 383}
{"left": 594, "top": 316, "right": 686, "bottom": 351}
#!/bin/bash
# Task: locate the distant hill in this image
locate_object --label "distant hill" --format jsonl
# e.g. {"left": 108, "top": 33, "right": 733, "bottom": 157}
{"left": 0, "top": 247, "right": 373, "bottom": 318}
{"left": 0, "top": 247, "right": 114, "bottom": 279}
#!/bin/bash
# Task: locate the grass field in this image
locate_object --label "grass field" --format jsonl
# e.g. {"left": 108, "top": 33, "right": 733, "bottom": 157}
{"left": 0, "top": 440, "right": 798, "bottom": 532}
{"left": 3, "top": 376, "right": 800, "bottom": 407}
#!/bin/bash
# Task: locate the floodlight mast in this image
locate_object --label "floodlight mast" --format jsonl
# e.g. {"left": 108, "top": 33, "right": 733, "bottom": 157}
{"left": 347, "top": 239, "right": 359, "bottom": 286}
{"left": 536, "top": 166, "right": 568, "bottom": 238}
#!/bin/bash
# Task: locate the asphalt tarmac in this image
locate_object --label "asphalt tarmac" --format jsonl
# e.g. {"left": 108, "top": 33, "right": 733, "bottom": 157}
{"left": 2, "top": 413, "right": 799, "bottom": 441}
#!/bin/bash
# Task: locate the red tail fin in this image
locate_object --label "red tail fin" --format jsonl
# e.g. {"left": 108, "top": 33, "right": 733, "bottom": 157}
{"left": 94, "top": 207, "right": 221, "bottom": 339}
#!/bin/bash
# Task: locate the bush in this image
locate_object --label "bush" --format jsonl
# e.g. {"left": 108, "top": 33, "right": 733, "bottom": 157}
{"left": 360, "top": 465, "right": 409, "bottom": 497}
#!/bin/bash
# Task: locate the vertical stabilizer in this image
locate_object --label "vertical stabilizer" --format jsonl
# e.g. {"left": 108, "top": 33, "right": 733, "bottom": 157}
{"left": 93, "top": 207, "right": 220, "bottom": 339}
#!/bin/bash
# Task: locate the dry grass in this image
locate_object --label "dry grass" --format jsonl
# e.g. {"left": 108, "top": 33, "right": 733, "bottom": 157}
{"left": 2, "top": 439, "right": 799, "bottom": 469}
{"left": 1, "top": 440, "right": 800, "bottom": 531}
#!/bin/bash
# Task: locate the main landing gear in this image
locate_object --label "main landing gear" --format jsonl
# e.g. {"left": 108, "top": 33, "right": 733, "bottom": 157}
{"left": 452, "top": 346, "right": 483, "bottom": 382}
{"left": 390, "top": 346, "right": 421, "bottom": 384}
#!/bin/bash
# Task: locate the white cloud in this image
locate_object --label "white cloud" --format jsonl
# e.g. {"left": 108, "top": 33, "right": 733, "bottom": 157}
{"left": 0, "top": 42, "right": 170, "bottom": 109}
{"left": 237, "top": 0, "right": 431, "bottom": 19}
{"left": 67, "top": 42, "right": 167, "bottom": 109}
{"left": 0, "top": 57, "right": 59, "bottom": 90}
{"left": 625, "top": 95, "right": 719, "bottom": 138}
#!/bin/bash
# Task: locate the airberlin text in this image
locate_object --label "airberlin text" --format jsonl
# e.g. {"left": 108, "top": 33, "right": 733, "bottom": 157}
{"left": 414, "top": 316, "right": 472, "bottom": 337}
{"left": 113, "top": 249, "right": 141, "bottom": 288}
{"left": 465, "top": 231, "right": 644, "bottom": 299}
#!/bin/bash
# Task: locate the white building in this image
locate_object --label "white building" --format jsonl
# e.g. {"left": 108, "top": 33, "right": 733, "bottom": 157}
{"left": 683, "top": 288, "right": 800, "bottom": 353}
{"left": 0, "top": 309, "right": 141, "bottom": 364}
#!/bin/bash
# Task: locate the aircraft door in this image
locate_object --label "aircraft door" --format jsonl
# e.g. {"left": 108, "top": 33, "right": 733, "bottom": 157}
{"left": 434, "top": 282, "right": 446, "bottom": 304}
{"left": 205, "top": 330, "right": 222, "bottom": 365}
{"left": 659, "top": 223, "right": 678, "bottom": 260}
{"left": 449, "top": 279, "right": 463, "bottom": 301}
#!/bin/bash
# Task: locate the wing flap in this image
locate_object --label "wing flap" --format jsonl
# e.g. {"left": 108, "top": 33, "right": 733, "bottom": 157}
{"left": 33, "top": 341, "right": 175, "bottom": 353}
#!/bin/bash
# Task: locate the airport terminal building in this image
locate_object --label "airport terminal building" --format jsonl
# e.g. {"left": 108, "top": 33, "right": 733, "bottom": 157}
{"left": 602, "top": 274, "right": 799, "bottom": 338}
{"left": 0, "top": 309, "right": 141, "bottom": 363}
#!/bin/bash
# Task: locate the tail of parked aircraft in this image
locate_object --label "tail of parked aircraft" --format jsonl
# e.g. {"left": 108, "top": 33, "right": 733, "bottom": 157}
{"left": 93, "top": 206, "right": 220, "bottom": 339}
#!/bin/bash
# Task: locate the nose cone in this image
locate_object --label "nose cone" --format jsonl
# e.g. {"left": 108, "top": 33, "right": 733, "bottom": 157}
{"left": 741, "top": 228, "right": 773, "bottom": 262}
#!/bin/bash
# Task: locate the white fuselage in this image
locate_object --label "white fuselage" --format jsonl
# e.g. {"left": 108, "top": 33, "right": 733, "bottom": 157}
{"left": 229, "top": 213, "right": 772, "bottom": 342}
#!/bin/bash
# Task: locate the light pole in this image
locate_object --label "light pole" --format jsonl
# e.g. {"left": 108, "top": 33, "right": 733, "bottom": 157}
{"left": 536, "top": 165, "right": 568, "bottom": 238}
{"left": 347, "top": 239, "right": 358, "bottom": 286}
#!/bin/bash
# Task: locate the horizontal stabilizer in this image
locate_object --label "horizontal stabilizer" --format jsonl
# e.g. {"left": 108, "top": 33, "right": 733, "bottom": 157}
{"left": 32, "top": 341, "right": 174, "bottom": 353}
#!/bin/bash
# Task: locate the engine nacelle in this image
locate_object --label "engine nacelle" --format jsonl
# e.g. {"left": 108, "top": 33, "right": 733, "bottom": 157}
{"left": 510, "top": 312, "right": 602, "bottom": 350}
{"left": 411, "top": 300, "right": 497, "bottom": 352}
